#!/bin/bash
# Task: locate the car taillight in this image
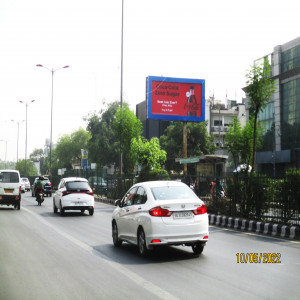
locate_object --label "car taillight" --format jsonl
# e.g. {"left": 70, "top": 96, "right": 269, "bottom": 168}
{"left": 193, "top": 205, "right": 207, "bottom": 215}
{"left": 87, "top": 190, "right": 93, "bottom": 196}
{"left": 149, "top": 206, "right": 173, "bottom": 217}
{"left": 62, "top": 191, "right": 71, "bottom": 196}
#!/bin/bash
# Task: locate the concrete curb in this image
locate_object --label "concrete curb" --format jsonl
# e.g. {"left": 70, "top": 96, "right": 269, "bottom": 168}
{"left": 95, "top": 196, "right": 300, "bottom": 240}
{"left": 208, "top": 214, "right": 300, "bottom": 240}
{"left": 95, "top": 196, "right": 115, "bottom": 205}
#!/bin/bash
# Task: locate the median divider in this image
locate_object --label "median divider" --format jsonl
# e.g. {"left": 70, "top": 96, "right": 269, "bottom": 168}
{"left": 208, "top": 214, "right": 300, "bottom": 240}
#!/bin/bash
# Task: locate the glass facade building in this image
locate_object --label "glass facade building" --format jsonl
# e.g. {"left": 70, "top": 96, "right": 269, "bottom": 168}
{"left": 281, "top": 78, "right": 300, "bottom": 150}
{"left": 256, "top": 37, "right": 300, "bottom": 176}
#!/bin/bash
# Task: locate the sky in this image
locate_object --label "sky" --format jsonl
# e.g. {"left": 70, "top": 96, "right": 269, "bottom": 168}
{"left": 0, "top": 0, "right": 300, "bottom": 163}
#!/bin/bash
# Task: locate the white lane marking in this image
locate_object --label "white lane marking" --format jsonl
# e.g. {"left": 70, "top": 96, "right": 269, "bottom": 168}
{"left": 23, "top": 207, "right": 179, "bottom": 300}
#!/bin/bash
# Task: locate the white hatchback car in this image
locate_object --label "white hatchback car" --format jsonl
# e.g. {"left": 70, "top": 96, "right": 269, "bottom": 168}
{"left": 21, "top": 177, "right": 31, "bottom": 191}
{"left": 53, "top": 177, "right": 94, "bottom": 216}
{"left": 112, "top": 181, "right": 209, "bottom": 257}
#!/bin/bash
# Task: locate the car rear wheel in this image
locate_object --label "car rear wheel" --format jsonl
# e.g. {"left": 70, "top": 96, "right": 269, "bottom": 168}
{"left": 192, "top": 242, "right": 205, "bottom": 255}
{"left": 15, "top": 200, "right": 21, "bottom": 210}
{"left": 60, "top": 203, "right": 65, "bottom": 216}
{"left": 53, "top": 200, "right": 57, "bottom": 213}
{"left": 137, "top": 228, "right": 148, "bottom": 257}
{"left": 112, "top": 222, "right": 122, "bottom": 247}
{"left": 89, "top": 208, "right": 94, "bottom": 216}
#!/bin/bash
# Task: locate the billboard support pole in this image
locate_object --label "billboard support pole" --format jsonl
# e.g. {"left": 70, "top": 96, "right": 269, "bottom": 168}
{"left": 183, "top": 121, "right": 187, "bottom": 175}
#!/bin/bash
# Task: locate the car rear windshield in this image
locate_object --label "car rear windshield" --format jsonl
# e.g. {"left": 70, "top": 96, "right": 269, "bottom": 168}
{"left": 0, "top": 172, "right": 19, "bottom": 183}
{"left": 66, "top": 181, "right": 90, "bottom": 191}
{"left": 151, "top": 186, "right": 198, "bottom": 201}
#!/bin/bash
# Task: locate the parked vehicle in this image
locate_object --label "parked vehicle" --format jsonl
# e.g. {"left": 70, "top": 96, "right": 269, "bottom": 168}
{"left": 0, "top": 169, "right": 21, "bottom": 210}
{"left": 31, "top": 176, "right": 52, "bottom": 197}
{"left": 53, "top": 177, "right": 94, "bottom": 216}
{"left": 21, "top": 177, "right": 31, "bottom": 191}
{"left": 112, "top": 180, "right": 209, "bottom": 257}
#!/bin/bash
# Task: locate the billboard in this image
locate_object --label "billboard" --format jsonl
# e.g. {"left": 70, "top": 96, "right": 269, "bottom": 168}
{"left": 147, "top": 76, "right": 205, "bottom": 122}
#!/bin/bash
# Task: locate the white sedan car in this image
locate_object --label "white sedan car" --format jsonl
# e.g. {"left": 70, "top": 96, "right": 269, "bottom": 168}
{"left": 112, "top": 181, "right": 209, "bottom": 257}
{"left": 53, "top": 177, "right": 94, "bottom": 216}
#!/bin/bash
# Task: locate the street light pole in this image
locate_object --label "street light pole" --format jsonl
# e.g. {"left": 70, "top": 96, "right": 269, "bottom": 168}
{"left": 11, "top": 120, "right": 25, "bottom": 162}
{"left": 36, "top": 64, "right": 69, "bottom": 176}
{"left": 120, "top": 0, "right": 124, "bottom": 178}
{"left": 19, "top": 100, "right": 35, "bottom": 175}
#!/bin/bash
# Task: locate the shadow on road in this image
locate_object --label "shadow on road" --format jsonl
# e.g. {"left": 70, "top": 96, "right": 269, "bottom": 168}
{"left": 93, "top": 242, "right": 208, "bottom": 266}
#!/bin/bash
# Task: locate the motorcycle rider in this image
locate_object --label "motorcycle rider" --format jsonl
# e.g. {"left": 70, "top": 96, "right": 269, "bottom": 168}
{"left": 34, "top": 176, "right": 44, "bottom": 203}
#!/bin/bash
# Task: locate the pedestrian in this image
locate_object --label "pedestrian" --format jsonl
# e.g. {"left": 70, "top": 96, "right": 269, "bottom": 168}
{"left": 210, "top": 179, "right": 215, "bottom": 198}
{"left": 213, "top": 178, "right": 225, "bottom": 199}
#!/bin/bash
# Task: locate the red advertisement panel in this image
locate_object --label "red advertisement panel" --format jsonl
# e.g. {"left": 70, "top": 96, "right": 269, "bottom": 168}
{"left": 151, "top": 80, "right": 202, "bottom": 117}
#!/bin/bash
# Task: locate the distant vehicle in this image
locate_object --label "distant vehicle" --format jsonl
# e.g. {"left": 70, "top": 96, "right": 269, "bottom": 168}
{"left": 53, "top": 177, "right": 94, "bottom": 216}
{"left": 0, "top": 169, "right": 21, "bottom": 210}
{"left": 43, "top": 177, "right": 52, "bottom": 196}
{"left": 20, "top": 181, "right": 25, "bottom": 193}
{"left": 112, "top": 180, "right": 209, "bottom": 257}
{"left": 21, "top": 177, "right": 31, "bottom": 191}
{"left": 31, "top": 177, "right": 52, "bottom": 197}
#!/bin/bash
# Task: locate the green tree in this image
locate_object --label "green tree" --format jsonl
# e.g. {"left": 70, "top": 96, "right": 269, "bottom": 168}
{"left": 245, "top": 57, "right": 276, "bottom": 171}
{"left": 29, "top": 148, "right": 44, "bottom": 160}
{"left": 113, "top": 106, "right": 143, "bottom": 173}
{"left": 55, "top": 128, "right": 91, "bottom": 169}
{"left": 85, "top": 101, "right": 120, "bottom": 168}
{"left": 30, "top": 148, "right": 46, "bottom": 175}
{"left": 131, "top": 137, "right": 167, "bottom": 170}
{"left": 160, "top": 121, "right": 215, "bottom": 173}
{"left": 225, "top": 117, "right": 263, "bottom": 171}
{"left": 0, "top": 160, "right": 15, "bottom": 169}
{"left": 16, "top": 159, "right": 37, "bottom": 176}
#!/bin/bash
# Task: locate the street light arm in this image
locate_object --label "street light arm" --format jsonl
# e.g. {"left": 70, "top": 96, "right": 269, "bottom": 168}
{"left": 36, "top": 64, "right": 70, "bottom": 73}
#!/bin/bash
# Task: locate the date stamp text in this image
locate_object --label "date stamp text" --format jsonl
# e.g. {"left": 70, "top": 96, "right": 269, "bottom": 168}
{"left": 236, "top": 253, "right": 281, "bottom": 263}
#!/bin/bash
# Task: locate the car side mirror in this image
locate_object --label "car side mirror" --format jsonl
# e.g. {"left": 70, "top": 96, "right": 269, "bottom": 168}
{"left": 115, "top": 199, "right": 121, "bottom": 207}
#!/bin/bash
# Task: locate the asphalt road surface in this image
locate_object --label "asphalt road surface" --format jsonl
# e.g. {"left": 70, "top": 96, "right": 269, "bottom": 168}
{"left": 1, "top": 192, "right": 300, "bottom": 300}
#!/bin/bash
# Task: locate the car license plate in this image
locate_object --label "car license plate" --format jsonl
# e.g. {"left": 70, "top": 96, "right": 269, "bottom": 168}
{"left": 173, "top": 211, "right": 193, "bottom": 219}
{"left": 4, "top": 189, "right": 14, "bottom": 194}
{"left": 75, "top": 201, "right": 84, "bottom": 205}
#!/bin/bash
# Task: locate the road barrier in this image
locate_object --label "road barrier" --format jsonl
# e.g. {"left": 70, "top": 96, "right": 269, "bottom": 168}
{"left": 208, "top": 214, "right": 300, "bottom": 240}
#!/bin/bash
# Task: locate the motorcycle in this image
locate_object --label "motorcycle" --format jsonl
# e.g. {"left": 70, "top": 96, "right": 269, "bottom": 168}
{"left": 36, "top": 189, "right": 44, "bottom": 206}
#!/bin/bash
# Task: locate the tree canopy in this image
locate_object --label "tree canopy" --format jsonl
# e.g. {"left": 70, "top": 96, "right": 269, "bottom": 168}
{"left": 225, "top": 117, "right": 263, "bottom": 171}
{"left": 16, "top": 159, "right": 37, "bottom": 176}
{"left": 55, "top": 128, "right": 91, "bottom": 169}
{"left": 160, "top": 121, "right": 215, "bottom": 173}
{"left": 85, "top": 101, "right": 120, "bottom": 168}
{"left": 113, "top": 106, "right": 143, "bottom": 173}
{"left": 245, "top": 57, "right": 276, "bottom": 171}
{"left": 85, "top": 101, "right": 143, "bottom": 173}
{"left": 131, "top": 137, "right": 166, "bottom": 170}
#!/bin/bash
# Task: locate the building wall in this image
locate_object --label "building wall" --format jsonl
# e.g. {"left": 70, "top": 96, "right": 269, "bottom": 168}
{"left": 257, "top": 36, "right": 300, "bottom": 176}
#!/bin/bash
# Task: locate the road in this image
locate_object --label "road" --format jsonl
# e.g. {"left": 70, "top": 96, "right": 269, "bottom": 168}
{"left": 1, "top": 192, "right": 300, "bottom": 300}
